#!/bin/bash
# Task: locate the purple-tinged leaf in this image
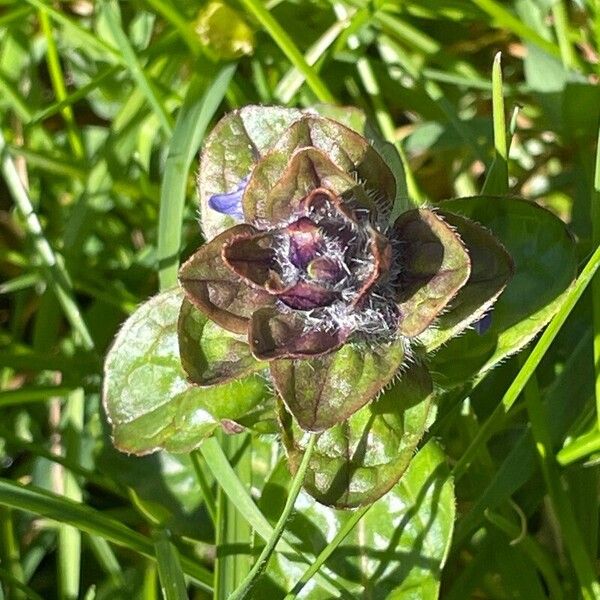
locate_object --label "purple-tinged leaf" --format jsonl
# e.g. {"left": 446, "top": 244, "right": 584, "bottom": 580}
{"left": 279, "top": 361, "right": 433, "bottom": 507}
{"left": 178, "top": 225, "right": 274, "bottom": 334}
{"left": 271, "top": 337, "right": 405, "bottom": 432}
{"left": 394, "top": 209, "right": 471, "bottom": 337}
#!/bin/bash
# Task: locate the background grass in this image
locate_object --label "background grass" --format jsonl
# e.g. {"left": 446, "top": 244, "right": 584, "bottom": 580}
{"left": 1, "top": 0, "right": 599, "bottom": 598}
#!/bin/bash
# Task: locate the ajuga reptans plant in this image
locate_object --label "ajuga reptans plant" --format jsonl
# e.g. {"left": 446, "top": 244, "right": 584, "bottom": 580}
{"left": 104, "top": 105, "right": 517, "bottom": 508}
{"left": 179, "top": 106, "right": 513, "bottom": 432}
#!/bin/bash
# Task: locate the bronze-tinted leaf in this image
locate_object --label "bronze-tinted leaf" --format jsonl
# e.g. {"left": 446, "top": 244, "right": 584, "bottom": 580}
{"left": 244, "top": 147, "right": 359, "bottom": 225}
{"left": 178, "top": 298, "right": 266, "bottom": 386}
{"left": 198, "top": 105, "right": 304, "bottom": 239}
{"left": 178, "top": 225, "right": 274, "bottom": 334}
{"left": 271, "top": 337, "right": 405, "bottom": 431}
{"left": 221, "top": 229, "right": 284, "bottom": 292}
{"left": 420, "top": 211, "right": 514, "bottom": 350}
{"left": 280, "top": 362, "right": 433, "bottom": 507}
{"left": 249, "top": 307, "right": 348, "bottom": 360}
{"left": 394, "top": 209, "right": 471, "bottom": 337}
{"left": 242, "top": 115, "right": 395, "bottom": 223}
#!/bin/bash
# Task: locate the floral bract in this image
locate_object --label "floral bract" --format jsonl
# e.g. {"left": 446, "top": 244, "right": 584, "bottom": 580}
{"left": 178, "top": 106, "right": 514, "bottom": 436}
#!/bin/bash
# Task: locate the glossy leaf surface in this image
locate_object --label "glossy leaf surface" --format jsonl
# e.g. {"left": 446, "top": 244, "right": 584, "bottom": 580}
{"left": 258, "top": 441, "right": 454, "bottom": 597}
{"left": 271, "top": 338, "right": 406, "bottom": 432}
{"left": 427, "top": 196, "right": 577, "bottom": 386}
{"left": 178, "top": 297, "right": 266, "bottom": 385}
{"left": 103, "top": 289, "right": 270, "bottom": 454}
{"left": 279, "top": 362, "right": 433, "bottom": 507}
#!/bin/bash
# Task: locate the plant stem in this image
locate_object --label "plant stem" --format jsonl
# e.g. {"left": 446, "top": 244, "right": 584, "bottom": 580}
{"left": 229, "top": 434, "right": 317, "bottom": 600}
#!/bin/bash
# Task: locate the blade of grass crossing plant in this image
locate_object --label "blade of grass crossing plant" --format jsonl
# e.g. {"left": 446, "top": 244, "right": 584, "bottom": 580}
{"left": 100, "top": 0, "right": 173, "bottom": 136}
{"left": 237, "top": 0, "right": 335, "bottom": 103}
{"left": 153, "top": 529, "right": 188, "bottom": 600}
{"left": 593, "top": 124, "right": 600, "bottom": 428}
{"left": 158, "top": 63, "right": 236, "bottom": 289}
{"left": 521, "top": 359, "right": 600, "bottom": 600}
{"left": 453, "top": 241, "right": 600, "bottom": 480}
{"left": 284, "top": 504, "right": 371, "bottom": 599}
{"left": 199, "top": 438, "right": 343, "bottom": 596}
{"left": 0, "top": 132, "right": 94, "bottom": 351}
{"left": 482, "top": 52, "right": 508, "bottom": 195}
{"left": 229, "top": 435, "right": 317, "bottom": 600}
{"left": 0, "top": 480, "right": 212, "bottom": 590}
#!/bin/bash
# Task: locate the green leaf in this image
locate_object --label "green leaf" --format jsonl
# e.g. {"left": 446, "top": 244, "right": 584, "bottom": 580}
{"left": 198, "top": 105, "right": 304, "bottom": 239}
{"left": 271, "top": 338, "right": 406, "bottom": 432}
{"left": 279, "top": 362, "right": 433, "bottom": 507}
{"left": 103, "top": 288, "right": 271, "bottom": 454}
{"left": 178, "top": 297, "right": 266, "bottom": 385}
{"left": 429, "top": 196, "right": 577, "bottom": 386}
{"left": 258, "top": 441, "right": 454, "bottom": 597}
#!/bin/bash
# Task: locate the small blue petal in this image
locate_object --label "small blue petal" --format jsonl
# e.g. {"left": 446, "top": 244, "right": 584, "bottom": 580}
{"left": 473, "top": 311, "right": 493, "bottom": 335}
{"left": 208, "top": 176, "right": 249, "bottom": 219}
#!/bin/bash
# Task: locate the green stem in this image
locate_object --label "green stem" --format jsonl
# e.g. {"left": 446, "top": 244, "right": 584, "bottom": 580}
{"left": 284, "top": 504, "right": 370, "bottom": 599}
{"left": 229, "top": 435, "right": 317, "bottom": 600}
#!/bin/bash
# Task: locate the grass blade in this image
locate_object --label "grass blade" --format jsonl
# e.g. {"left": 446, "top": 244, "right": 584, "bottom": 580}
{"left": 481, "top": 52, "right": 508, "bottom": 195}
{"left": 100, "top": 0, "right": 173, "bottom": 136}
{"left": 522, "top": 361, "right": 600, "bottom": 599}
{"left": 158, "top": 63, "right": 236, "bottom": 289}
{"left": 0, "top": 131, "right": 95, "bottom": 351}
{"left": 237, "top": 0, "right": 335, "bottom": 103}
{"left": 230, "top": 435, "right": 317, "bottom": 600}
{"left": 0, "top": 479, "right": 212, "bottom": 590}
{"left": 284, "top": 504, "right": 371, "bottom": 599}
{"left": 153, "top": 529, "right": 188, "bottom": 600}
{"left": 199, "top": 437, "right": 343, "bottom": 597}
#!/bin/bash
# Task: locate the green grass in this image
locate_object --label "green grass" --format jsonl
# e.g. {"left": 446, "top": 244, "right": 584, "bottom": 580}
{"left": 1, "top": 0, "right": 599, "bottom": 598}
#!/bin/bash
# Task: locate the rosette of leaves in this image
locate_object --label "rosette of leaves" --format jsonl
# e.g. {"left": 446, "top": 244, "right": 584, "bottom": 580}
{"left": 178, "top": 107, "right": 513, "bottom": 431}
{"left": 104, "top": 106, "right": 577, "bottom": 508}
